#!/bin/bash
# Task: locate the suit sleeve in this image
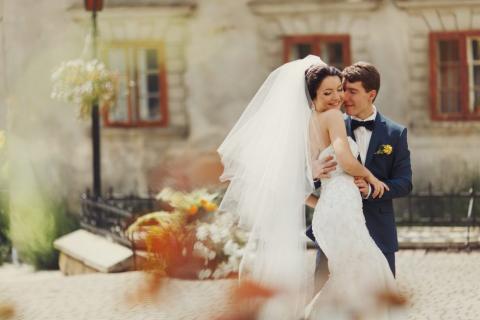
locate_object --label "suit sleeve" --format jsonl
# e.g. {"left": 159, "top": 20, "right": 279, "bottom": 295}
{"left": 367, "top": 127, "right": 412, "bottom": 201}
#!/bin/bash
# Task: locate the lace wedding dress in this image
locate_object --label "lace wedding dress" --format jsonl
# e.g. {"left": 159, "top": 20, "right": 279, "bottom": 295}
{"left": 305, "top": 137, "right": 398, "bottom": 320}
{"left": 218, "top": 55, "right": 402, "bottom": 319}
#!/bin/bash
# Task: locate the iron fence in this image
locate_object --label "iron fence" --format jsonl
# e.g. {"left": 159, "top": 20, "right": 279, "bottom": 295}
{"left": 394, "top": 184, "right": 479, "bottom": 227}
{"left": 80, "top": 188, "right": 158, "bottom": 246}
{"left": 81, "top": 185, "right": 479, "bottom": 248}
{"left": 304, "top": 184, "right": 479, "bottom": 229}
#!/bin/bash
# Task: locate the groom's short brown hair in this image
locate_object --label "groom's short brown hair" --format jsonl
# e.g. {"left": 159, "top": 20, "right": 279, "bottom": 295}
{"left": 342, "top": 62, "right": 380, "bottom": 100}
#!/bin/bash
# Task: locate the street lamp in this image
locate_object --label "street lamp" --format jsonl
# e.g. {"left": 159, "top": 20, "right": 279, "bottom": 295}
{"left": 84, "top": 0, "right": 103, "bottom": 199}
{"left": 84, "top": 0, "right": 103, "bottom": 11}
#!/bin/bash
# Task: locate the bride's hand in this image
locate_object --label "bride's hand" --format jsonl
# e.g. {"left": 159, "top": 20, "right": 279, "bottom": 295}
{"left": 366, "top": 173, "right": 390, "bottom": 199}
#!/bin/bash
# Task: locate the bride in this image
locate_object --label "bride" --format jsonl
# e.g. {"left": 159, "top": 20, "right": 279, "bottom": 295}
{"left": 218, "top": 55, "right": 399, "bottom": 319}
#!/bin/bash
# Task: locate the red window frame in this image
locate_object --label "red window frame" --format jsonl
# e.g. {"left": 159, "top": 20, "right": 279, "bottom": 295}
{"left": 429, "top": 31, "right": 480, "bottom": 121}
{"left": 283, "top": 34, "right": 351, "bottom": 67}
{"left": 103, "top": 41, "right": 169, "bottom": 128}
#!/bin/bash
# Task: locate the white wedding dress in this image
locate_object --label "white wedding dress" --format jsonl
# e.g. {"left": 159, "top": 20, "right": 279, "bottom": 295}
{"left": 305, "top": 137, "right": 398, "bottom": 320}
{"left": 218, "top": 55, "right": 402, "bottom": 319}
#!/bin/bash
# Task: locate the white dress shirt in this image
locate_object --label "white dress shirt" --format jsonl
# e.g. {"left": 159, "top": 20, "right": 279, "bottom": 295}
{"left": 352, "top": 105, "right": 377, "bottom": 164}
{"left": 351, "top": 105, "right": 377, "bottom": 198}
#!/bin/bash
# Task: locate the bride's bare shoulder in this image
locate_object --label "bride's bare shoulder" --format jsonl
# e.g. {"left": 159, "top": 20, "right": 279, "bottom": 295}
{"left": 313, "top": 109, "right": 344, "bottom": 123}
{"left": 325, "top": 108, "right": 344, "bottom": 118}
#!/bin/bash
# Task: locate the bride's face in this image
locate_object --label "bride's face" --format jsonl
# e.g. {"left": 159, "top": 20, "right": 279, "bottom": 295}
{"left": 312, "top": 76, "right": 344, "bottom": 112}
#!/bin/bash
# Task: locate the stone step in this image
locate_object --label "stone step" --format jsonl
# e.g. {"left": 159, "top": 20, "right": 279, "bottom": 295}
{"left": 53, "top": 229, "right": 133, "bottom": 275}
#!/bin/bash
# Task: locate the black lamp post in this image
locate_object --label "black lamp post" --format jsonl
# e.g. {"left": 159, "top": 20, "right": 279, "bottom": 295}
{"left": 84, "top": 0, "right": 103, "bottom": 199}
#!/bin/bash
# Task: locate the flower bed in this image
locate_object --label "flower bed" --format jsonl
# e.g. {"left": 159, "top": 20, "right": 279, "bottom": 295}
{"left": 126, "top": 188, "right": 247, "bottom": 280}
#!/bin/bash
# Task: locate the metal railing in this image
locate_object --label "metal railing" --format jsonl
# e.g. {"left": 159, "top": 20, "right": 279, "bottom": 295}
{"left": 394, "top": 184, "right": 479, "bottom": 227}
{"left": 81, "top": 185, "right": 479, "bottom": 248}
{"left": 80, "top": 188, "right": 158, "bottom": 246}
{"left": 304, "top": 184, "right": 479, "bottom": 229}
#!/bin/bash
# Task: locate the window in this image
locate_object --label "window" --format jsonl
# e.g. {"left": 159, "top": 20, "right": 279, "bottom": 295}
{"left": 430, "top": 31, "right": 480, "bottom": 121}
{"left": 104, "top": 42, "right": 168, "bottom": 127}
{"left": 283, "top": 35, "right": 351, "bottom": 70}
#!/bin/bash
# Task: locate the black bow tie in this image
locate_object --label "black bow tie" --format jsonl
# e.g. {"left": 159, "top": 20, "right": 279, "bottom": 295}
{"left": 351, "top": 119, "right": 375, "bottom": 131}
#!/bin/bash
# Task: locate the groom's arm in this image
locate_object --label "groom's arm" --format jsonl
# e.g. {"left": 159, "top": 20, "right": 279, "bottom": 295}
{"left": 367, "top": 127, "right": 412, "bottom": 201}
{"left": 306, "top": 194, "right": 319, "bottom": 208}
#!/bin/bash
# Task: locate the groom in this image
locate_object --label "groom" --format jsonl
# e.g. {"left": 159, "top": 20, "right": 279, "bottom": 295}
{"left": 306, "top": 62, "right": 412, "bottom": 288}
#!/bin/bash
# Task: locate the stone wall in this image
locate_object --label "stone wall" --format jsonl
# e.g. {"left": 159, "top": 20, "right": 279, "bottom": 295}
{"left": 0, "top": 0, "right": 263, "bottom": 201}
{"left": 69, "top": 3, "right": 194, "bottom": 195}
{"left": 398, "top": 1, "right": 480, "bottom": 190}
{"left": 1, "top": 0, "right": 479, "bottom": 206}
{"left": 249, "top": 0, "right": 480, "bottom": 191}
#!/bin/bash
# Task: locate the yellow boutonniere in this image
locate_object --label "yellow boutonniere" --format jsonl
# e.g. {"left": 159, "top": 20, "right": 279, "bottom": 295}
{"left": 375, "top": 144, "right": 393, "bottom": 155}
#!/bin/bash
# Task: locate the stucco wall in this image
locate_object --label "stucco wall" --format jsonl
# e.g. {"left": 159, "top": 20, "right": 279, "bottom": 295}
{"left": 249, "top": 0, "right": 480, "bottom": 191}
{"left": 1, "top": 0, "right": 479, "bottom": 208}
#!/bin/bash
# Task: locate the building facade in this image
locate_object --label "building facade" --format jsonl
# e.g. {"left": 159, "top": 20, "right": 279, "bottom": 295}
{"left": 0, "top": 0, "right": 479, "bottom": 207}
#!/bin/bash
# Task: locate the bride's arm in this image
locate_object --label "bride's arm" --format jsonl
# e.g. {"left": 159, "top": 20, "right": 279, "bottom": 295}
{"left": 325, "top": 109, "right": 369, "bottom": 177}
{"left": 325, "top": 109, "right": 389, "bottom": 198}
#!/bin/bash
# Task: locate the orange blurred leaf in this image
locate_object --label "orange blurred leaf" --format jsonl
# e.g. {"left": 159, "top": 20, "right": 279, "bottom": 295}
{"left": 377, "top": 290, "right": 408, "bottom": 307}
{"left": 233, "top": 279, "right": 277, "bottom": 301}
{"left": 0, "top": 303, "right": 15, "bottom": 320}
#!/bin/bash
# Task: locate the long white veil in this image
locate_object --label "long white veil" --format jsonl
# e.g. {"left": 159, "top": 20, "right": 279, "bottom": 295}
{"left": 218, "top": 55, "right": 326, "bottom": 318}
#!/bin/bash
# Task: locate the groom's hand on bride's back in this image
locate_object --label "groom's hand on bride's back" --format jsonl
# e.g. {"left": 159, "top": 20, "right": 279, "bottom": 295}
{"left": 313, "top": 155, "right": 337, "bottom": 179}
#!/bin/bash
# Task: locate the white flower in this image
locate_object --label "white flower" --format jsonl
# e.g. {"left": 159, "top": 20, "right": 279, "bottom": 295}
{"left": 209, "top": 225, "right": 223, "bottom": 244}
{"left": 193, "top": 241, "right": 216, "bottom": 262}
{"left": 227, "top": 255, "right": 241, "bottom": 272}
{"left": 234, "top": 228, "right": 248, "bottom": 243}
{"left": 220, "top": 228, "right": 230, "bottom": 240}
{"left": 210, "top": 233, "right": 222, "bottom": 244}
{"left": 196, "top": 225, "right": 209, "bottom": 241}
{"left": 223, "top": 239, "right": 240, "bottom": 257}
{"left": 219, "top": 261, "right": 233, "bottom": 277}
{"left": 212, "top": 266, "right": 226, "bottom": 279}
{"left": 212, "top": 262, "right": 231, "bottom": 279}
{"left": 217, "top": 212, "right": 236, "bottom": 227}
{"left": 193, "top": 241, "right": 208, "bottom": 258}
{"left": 198, "top": 269, "right": 212, "bottom": 280}
{"left": 208, "top": 250, "right": 216, "bottom": 260}
{"left": 51, "top": 58, "right": 116, "bottom": 117}
{"left": 156, "top": 187, "right": 174, "bottom": 201}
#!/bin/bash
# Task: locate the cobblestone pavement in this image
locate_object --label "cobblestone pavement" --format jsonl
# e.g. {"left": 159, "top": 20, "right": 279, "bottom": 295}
{"left": 397, "top": 227, "right": 480, "bottom": 249}
{"left": 0, "top": 250, "right": 479, "bottom": 319}
{"left": 396, "top": 250, "right": 480, "bottom": 320}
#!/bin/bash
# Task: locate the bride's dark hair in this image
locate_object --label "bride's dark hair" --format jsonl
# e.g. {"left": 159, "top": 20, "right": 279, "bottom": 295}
{"left": 305, "top": 65, "right": 343, "bottom": 100}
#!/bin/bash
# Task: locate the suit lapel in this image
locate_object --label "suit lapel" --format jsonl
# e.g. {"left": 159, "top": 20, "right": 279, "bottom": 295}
{"left": 365, "top": 112, "right": 385, "bottom": 167}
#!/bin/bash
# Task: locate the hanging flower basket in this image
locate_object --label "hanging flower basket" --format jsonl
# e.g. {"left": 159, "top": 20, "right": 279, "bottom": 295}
{"left": 51, "top": 59, "right": 117, "bottom": 119}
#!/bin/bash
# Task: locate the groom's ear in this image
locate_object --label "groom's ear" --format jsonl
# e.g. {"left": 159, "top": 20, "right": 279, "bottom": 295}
{"left": 368, "top": 90, "right": 377, "bottom": 103}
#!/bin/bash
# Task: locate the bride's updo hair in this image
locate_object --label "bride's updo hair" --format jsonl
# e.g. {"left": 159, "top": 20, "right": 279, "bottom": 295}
{"left": 305, "top": 65, "right": 343, "bottom": 100}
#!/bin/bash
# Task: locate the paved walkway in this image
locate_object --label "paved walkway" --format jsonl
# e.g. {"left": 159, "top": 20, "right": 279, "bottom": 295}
{"left": 1, "top": 250, "right": 479, "bottom": 319}
{"left": 397, "top": 226, "right": 480, "bottom": 249}
{"left": 396, "top": 250, "right": 480, "bottom": 320}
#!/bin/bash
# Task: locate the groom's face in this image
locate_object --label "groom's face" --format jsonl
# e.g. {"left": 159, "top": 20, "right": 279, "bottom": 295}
{"left": 343, "top": 81, "right": 376, "bottom": 119}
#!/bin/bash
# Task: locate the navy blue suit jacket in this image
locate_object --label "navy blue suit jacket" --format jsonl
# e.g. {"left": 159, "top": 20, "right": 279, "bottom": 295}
{"left": 306, "top": 112, "right": 413, "bottom": 253}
